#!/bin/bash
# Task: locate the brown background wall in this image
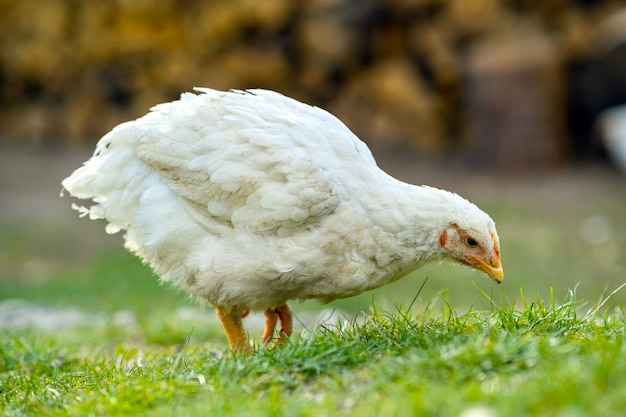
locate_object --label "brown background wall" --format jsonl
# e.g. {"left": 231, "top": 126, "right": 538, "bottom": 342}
{"left": 1, "top": 0, "right": 625, "bottom": 169}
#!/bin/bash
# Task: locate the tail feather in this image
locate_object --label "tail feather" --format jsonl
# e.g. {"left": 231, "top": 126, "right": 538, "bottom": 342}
{"left": 61, "top": 121, "right": 151, "bottom": 233}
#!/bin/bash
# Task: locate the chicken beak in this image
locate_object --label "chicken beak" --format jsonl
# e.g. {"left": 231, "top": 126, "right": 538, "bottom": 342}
{"left": 484, "top": 232, "right": 504, "bottom": 284}
{"left": 473, "top": 256, "right": 504, "bottom": 284}
{"left": 485, "top": 257, "right": 504, "bottom": 284}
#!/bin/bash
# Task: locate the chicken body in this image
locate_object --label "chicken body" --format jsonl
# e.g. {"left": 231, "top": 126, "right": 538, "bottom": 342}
{"left": 63, "top": 88, "right": 503, "bottom": 351}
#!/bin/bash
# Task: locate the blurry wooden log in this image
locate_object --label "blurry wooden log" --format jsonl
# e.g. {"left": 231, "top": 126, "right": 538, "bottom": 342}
{"left": 464, "top": 32, "right": 567, "bottom": 172}
{"left": 329, "top": 58, "right": 442, "bottom": 152}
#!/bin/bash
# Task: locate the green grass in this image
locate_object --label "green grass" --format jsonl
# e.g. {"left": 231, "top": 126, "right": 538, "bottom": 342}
{"left": 1, "top": 289, "right": 625, "bottom": 416}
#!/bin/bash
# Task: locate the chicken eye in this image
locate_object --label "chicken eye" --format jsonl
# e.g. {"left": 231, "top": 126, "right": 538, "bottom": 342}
{"left": 466, "top": 237, "right": 478, "bottom": 247}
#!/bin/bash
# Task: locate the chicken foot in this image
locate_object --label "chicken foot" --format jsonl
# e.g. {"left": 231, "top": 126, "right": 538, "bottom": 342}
{"left": 214, "top": 304, "right": 250, "bottom": 352}
{"left": 227, "top": 304, "right": 293, "bottom": 350}
{"left": 262, "top": 304, "right": 293, "bottom": 345}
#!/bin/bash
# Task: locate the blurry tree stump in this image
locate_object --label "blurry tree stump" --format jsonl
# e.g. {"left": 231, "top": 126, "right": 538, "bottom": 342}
{"left": 464, "top": 34, "right": 567, "bottom": 172}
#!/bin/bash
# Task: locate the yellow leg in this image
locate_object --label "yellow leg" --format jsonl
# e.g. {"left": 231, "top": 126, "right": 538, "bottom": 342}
{"left": 214, "top": 305, "right": 249, "bottom": 352}
{"left": 262, "top": 309, "right": 279, "bottom": 345}
{"left": 261, "top": 304, "right": 293, "bottom": 345}
{"left": 276, "top": 304, "right": 293, "bottom": 342}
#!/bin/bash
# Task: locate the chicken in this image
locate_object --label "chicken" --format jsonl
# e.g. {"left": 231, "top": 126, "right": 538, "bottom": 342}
{"left": 62, "top": 88, "right": 503, "bottom": 351}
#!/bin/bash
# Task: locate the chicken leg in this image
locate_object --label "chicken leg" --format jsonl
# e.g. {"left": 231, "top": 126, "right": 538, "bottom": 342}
{"left": 216, "top": 304, "right": 292, "bottom": 351}
{"left": 214, "top": 304, "right": 249, "bottom": 352}
{"left": 262, "top": 304, "right": 293, "bottom": 344}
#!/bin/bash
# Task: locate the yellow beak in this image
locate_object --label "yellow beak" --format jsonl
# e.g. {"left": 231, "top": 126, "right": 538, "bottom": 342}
{"left": 480, "top": 232, "right": 504, "bottom": 284}
{"left": 472, "top": 256, "right": 504, "bottom": 284}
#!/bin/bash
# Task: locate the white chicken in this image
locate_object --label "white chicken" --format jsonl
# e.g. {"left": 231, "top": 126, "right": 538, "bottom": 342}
{"left": 62, "top": 88, "right": 503, "bottom": 351}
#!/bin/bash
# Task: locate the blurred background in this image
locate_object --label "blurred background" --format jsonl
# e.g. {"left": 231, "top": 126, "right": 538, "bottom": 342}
{"left": 1, "top": 0, "right": 625, "bottom": 336}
